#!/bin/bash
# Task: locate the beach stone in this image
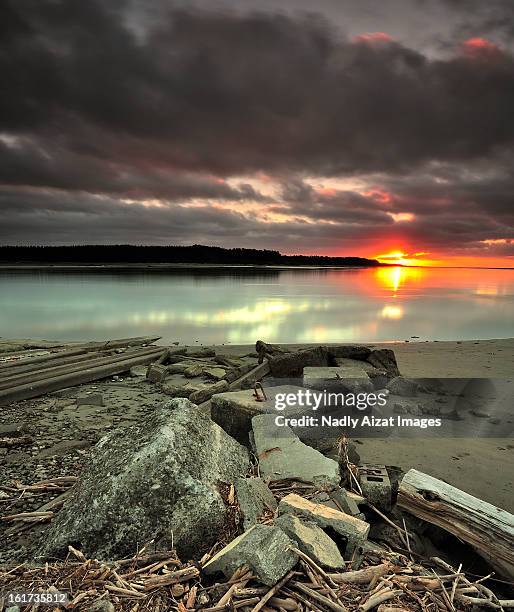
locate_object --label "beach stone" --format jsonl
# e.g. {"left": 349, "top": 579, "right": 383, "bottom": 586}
{"left": 278, "top": 493, "right": 369, "bottom": 558}
{"left": 203, "top": 367, "right": 227, "bottom": 381}
{"left": 183, "top": 364, "right": 203, "bottom": 378}
{"left": 235, "top": 477, "right": 277, "bottom": 530}
{"left": 211, "top": 385, "right": 306, "bottom": 444}
{"left": 328, "top": 345, "right": 372, "bottom": 361}
{"left": 367, "top": 349, "right": 400, "bottom": 377}
{"left": 268, "top": 346, "right": 330, "bottom": 378}
{"left": 252, "top": 414, "right": 340, "bottom": 487}
{"left": 303, "top": 366, "right": 374, "bottom": 394}
{"left": 167, "top": 362, "right": 194, "bottom": 374}
{"left": 42, "top": 399, "right": 250, "bottom": 561}
{"left": 0, "top": 422, "right": 29, "bottom": 437}
{"left": 386, "top": 376, "right": 418, "bottom": 397}
{"left": 76, "top": 392, "right": 104, "bottom": 407}
{"left": 129, "top": 365, "right": 147, "bottom": 377}
{"left": 203, "top": 524, "right": 297, "bottom": 586}
{"left": 275, "top": 514, "right": 345, "bottom": 570}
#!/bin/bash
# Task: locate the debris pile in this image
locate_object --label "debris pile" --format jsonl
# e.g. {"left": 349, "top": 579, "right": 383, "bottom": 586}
{"left": 1, "top": 339, "right": 513, "bottom": 611}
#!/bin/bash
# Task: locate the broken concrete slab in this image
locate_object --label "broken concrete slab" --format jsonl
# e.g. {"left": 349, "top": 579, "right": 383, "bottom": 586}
{"left": 186, "top": 348, "right": 216, "bottom": 358}
{"left": 129, "top": 365, "right": 147, "bottom": 378}
{"left": 252, "top": 413, "right": 340, "bottom": 487}
{"left": 202, "top": 524, "right": 298, "bottom": 586}
{"left": 367, "top": 349, "right": 400, "bottom": 377}
{"left": 274, "top": 514, "right": 345, "bottom": 570}
{"left": 359, "top": 464, "right": 392, "bottom": 512}
{"left": 386, "top": 376, "right": 419, "bottom": 397}
{"left": 146, "top": 363, "right": 169, "bottom": 383}
{"left": 203, "top": 367, "right": 227, "bottom": 381}
{"left": 235, "top": 477, "right": 277, "bottom": 530}
{"left": 42, "top": 398, "right": 250, "bottom": 561}
{"left": 303, "top": 366, "right": 374, "bottom": 394}
{"left": 268, "top": 346, "right": 330, "bottom": 378}
{"left": 312, "top": 487, "right": 362, "bottom": 517}
{"left": 328, "top": 345, "right": 372, "bottom": 360}
{"left": 211, "top": 385, "right": 306, "bottom": 444}
{"left": 278, "top": 493, "right": 369, "bottom": 559}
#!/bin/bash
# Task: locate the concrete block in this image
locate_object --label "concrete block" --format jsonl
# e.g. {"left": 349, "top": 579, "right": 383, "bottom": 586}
{"left": 146, "top": 363, "right": 169, "bottom": 383}
{"left": 252, "top": 414, "right": 340, "bottom": 488}
{"left": 312, "top": 487, "right": 362, "bottom": 517}
{"left": 202, "top": 524, "right": 298, "bottom": 586}
{"left": 359, "top": 464, "right": 392, "bottom": 512}
{"left": 211, "top": 385, "right": 305, "bottom": 444}
{"left": 278, "top": 493, "right": 369, "bottom": 559}
{"left": 235, "top": 477, "right": 277, "bottom": 530}
{"left": 275, "top": 514, "right": 345, "bottom": 569}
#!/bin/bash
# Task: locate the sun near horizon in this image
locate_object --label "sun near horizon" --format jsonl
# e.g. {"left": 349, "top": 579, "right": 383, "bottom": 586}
{"left": 373, "top": 249, "right": 513, "bottom": 269}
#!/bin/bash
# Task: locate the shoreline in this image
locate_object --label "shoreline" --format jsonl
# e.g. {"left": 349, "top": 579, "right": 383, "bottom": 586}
{"left": 1, "top": 336, "right": 512, "bottom": 512}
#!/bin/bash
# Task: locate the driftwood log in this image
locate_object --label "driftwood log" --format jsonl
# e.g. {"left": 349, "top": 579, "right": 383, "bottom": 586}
{"left": 398, "top": 468, "right": 514, "bottom": 579}
{"left": 0, "top": 347, "right": 165, "bottom": 405}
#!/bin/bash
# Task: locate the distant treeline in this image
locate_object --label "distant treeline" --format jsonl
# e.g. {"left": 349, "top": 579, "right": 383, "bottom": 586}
{"left": 0, "top": 245, "right": 382, "bottom": 267}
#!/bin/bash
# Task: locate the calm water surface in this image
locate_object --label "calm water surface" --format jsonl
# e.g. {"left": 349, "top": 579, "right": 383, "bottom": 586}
{"left": 0, "top": 267, "right": 513, "bottom": 344}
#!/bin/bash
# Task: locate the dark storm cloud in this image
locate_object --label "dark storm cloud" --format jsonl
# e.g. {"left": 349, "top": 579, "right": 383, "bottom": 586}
{"left": 1, "top": 0, "right": 513, "bottom": 257}
{"left": 3, "top": 0, "right": 514, "bottom": 177}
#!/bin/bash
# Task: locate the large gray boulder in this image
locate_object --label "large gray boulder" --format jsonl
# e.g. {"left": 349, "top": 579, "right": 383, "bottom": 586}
{"left": 42, "top": 399, "right": 250, "bottom": 561}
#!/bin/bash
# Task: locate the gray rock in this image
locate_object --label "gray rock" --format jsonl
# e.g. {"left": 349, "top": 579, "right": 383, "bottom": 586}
{"left": 275, "top": 514, "right": 345, "bottom": 569}
{"left": 386, "top": 377, "right": 418, "bottom": 397}
{"left": 129, "top": 365, "right": 148, "bottom": 378}
{"left": 203, "top": 367, "right": 227, "bottom": 381}
{"left": 235, "top": 477, "right": 277, "bottom": 530}
{"left": 0, "top": 422, "right": 28, "bottom": 437}
{"left": 183, "top": 364, "right": 204, "bottom": 378}
{"left": 328, "top": 345, "right": 371, "bottom": 360}
{"left": 202, "top": 524, "right": 297, "bottom": 586}
{"left": 268, "top": 346, "right": 330, "bottom": 378}
{"left": 278, "top": 493, "right": 369, "bottom": 559}
{"left": 87, "top": 600, "right": 115, "bottom": 612}
{"left": 367, "top": 349, "right": 400, "bottom": 377}
{"left": 252, "top": 414, "right": 340, "bottom": 488}
{"left": 76, "top": 392, "right": 104, "bottom": 407}
{"left": 42, "top": 399, "right": 250, "bottom": 561}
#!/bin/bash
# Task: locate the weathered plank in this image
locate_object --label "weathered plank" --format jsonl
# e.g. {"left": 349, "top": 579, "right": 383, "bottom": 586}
{"left": 0, "top": 347, "right": 165, "bottom": 405}
{"left": 397, "top": 468, "right": 514, "bottom": 579}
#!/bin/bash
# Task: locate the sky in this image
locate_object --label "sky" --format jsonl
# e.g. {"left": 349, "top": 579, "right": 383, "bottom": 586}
{"left": 1, "top": 0, "right": 514, "bottom": 267}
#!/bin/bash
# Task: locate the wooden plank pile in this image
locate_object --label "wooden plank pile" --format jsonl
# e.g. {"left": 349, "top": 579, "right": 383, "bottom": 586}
{"left": 0, "top": 336, "right": 165, "bottom": 405}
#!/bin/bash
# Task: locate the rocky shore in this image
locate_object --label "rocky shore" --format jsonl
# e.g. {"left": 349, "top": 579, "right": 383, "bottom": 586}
{"left": 0, "top": 337, "right": 513, "bottom": 610}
